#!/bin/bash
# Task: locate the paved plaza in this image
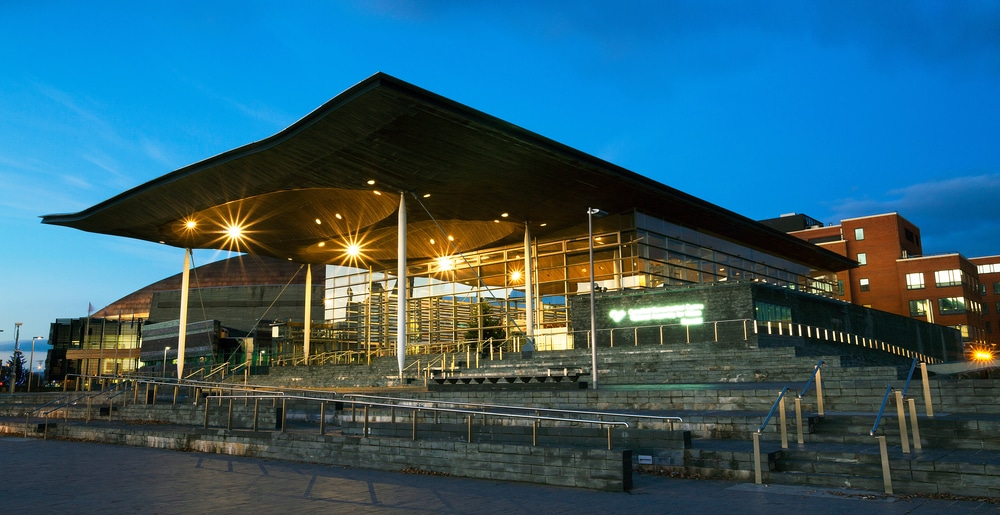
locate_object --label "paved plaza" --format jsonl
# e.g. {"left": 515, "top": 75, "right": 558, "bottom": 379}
{"left": 2, "top": 436, "right": 995, "bottom": 514}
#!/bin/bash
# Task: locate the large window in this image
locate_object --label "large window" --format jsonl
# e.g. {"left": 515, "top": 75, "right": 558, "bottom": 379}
{"left": 938, "top": 297, "right": 966, "bottom": 315}
{"left": 908, "top": 299, "right": 928, "bottom": 317}
{"left": 755, "top": 302, "right": 791, "bottom": 323}
{"left": 934, "top": 269, "right": 962, "bottom": 287}
{"left": 857, "top": 252, "right": 867, "bottom": 266}
{"left": 905, "top": 272, "right": 925, "bottom": 290}
{"left": 854, "top": 227, "right": 865, "bottom": 240}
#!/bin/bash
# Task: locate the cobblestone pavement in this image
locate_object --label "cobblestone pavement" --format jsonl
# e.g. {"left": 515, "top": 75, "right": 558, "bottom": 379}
{"left": 2, "top": 436, "right": 996, "bottom": 514}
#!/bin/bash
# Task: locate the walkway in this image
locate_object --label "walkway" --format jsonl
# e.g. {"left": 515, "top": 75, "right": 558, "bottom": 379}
{"left": 3, "top": 436, "right": 995, "bottom": 514}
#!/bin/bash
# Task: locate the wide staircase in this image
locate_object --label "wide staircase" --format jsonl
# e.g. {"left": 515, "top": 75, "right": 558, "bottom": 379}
{"left": 1, "top": 340, "right": 998, "bottom": 497}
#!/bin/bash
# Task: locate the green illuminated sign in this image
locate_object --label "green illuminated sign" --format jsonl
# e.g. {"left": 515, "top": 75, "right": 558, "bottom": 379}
{"left": 608, "top": 303, "right": 705, "bottom": 325}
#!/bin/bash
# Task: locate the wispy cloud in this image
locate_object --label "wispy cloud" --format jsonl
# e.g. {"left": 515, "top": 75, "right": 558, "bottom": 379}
{"left": 824, "top": 173, "right": 1000, "bottom": 256}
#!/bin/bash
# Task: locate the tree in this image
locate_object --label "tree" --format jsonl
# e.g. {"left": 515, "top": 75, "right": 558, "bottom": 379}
{"left": 465, "top": 301, "right": 506, "bottom": 353}
{"left": 3, "top": 350, "right": 28, "bottom": 389}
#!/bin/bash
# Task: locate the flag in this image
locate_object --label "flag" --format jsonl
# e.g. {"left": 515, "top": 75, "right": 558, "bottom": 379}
{"left": 88, "top": 302, "right": 94, "bottom": 315}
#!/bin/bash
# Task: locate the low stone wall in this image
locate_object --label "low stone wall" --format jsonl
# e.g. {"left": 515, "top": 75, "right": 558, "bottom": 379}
{"left": 4, "top": 423, "right": 631, "bottom": 491}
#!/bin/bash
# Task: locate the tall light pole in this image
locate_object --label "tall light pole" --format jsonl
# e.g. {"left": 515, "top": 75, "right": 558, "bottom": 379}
{"left": 587, "top": 208, "right": 608, "bottom": 390}
{"left": 163, "top": 346, "right": 171, "bottom": 379}
{"left": 10, "top": 322, "right": 22, "bottom": 394}
{"left": 28, "top": 336, "right": 43, "bottom": 392}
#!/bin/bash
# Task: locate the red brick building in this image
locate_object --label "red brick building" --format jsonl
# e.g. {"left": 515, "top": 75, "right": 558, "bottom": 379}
{"left": 971, "top": 256, "right": 1000, "bottom": 346}
{"left": 761, "top": 213, "right": 987, "bottom": 352}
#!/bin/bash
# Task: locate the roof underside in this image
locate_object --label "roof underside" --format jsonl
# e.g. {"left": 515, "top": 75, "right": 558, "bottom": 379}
{"left": 41, "top": 73, "right": 855, "bottom": 272}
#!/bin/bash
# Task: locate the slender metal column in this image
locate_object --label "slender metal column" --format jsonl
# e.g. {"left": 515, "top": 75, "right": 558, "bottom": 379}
{"left": 303, "top": 264, "right": 312, "bottom": 364}
{"left": 177, "top": 248, "right": 192, "bottom": 379}
{"left": 397, "top": 193, "right": 407, "bottom": 380}
{"left": 523, "top": 223, "right": 534, "bottom": 348}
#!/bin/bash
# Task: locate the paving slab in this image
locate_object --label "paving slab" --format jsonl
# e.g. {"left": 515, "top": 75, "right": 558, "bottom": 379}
{"left": 2, "top": 436, "right": 997, "bottom": 514}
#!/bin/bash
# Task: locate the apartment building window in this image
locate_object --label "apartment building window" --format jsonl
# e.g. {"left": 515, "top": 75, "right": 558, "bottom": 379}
{"left": 995, "top": 301, "right": 1000, "bottom": 313}
{"left": 938, "top": 296, "right": 966, "bottom": 315}
{"left": 987, "top": 322, "right": 993, "bottom": 334}
{"left": 908, "top": 299, "right": 928, "bottom": 317}
{"left": 905, "top": 272, "right": 924, "bottom": 290}
{"left": 857, "top": 252, "right": 867, "bottom": 266}
{"left": 854, "top": 227, "right": 865, "bottom": 240}
{"left": 859, "top": 278, "right": 870, "bottom": 292}
{"left": 984, "top": 303, "right": 990, "bottom": 315}
{"left": 934, "top": 269, "right": 962, "bottom": 287}
{"left": 993, "top": 282, "right": 1000, "bottom": 295}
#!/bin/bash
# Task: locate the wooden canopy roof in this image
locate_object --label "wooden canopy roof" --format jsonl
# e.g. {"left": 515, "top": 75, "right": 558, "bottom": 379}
{"left": 42, "top": 72, "right": 855, "bottom": 272}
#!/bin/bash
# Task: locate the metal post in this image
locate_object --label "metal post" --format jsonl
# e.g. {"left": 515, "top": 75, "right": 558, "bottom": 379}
{"left": 227, "top": 399, "right": 233, "bottom": 430}
{"left": 253, "top": 399, "right": 260, "bottom": 431}
{"left": 203, "top": 400, "right": 210, "bottom": 429}
{"left": 363, "top": 405, "right": 369, "bottom": 437}
{"left": 920, "top": 362, "right": 934, "bottom": 417}
{"left": 320, "top": 402, "right": 326, "bottom": 435}
{"left": 877, "top": 435, "right": 893, "bottom": 494}
{"left": 281, "top": 399, "right": 287, "bottom": 433}
{"left": 815, "top": 368, "right": 824, "bottom": 417}
{"left": 172, "top": 386, "right": 179, "bottom": 405}
{"left": 467, "top": 415, "right": 473, "bottom": 443}
{"left": 587, "top": 207, "right": 600, "bottom": 390}
{"left": 411, "top": 409, "right": 417, "bottom": 441}
{"left": 907, "top": 398, "right": 922, "bottom": 450}
{"left": 779, "top": 396, "right": 788, "bottom": 449}
{"left": 752, "top": 432, "right": 762, "bottom": 484}
{"left": 895, "top": 391, "right": 910, "bottom": 454}
{"left": 532, "top": 420, "right": 538, "bottom": 446}
{"left": 795, "top": 397, "right": 804, "bottom": 444}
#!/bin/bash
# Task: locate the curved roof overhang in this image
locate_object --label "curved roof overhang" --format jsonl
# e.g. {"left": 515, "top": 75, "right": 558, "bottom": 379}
{"left": 41, "top": 72, "right": 856, "bottom": 272}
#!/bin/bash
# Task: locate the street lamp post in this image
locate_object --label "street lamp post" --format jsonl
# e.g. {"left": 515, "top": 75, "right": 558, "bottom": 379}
{"left": 587, "top": 208, "right": 608, "bottom": 390}
{"left": 28, "top": 336, "right": 43, "bottom": 393}
{"left": 163, "top": 346, "right": 171, "bottom": 379}
{"left": 9, "top": 323, "right": 22, "bottom": 394}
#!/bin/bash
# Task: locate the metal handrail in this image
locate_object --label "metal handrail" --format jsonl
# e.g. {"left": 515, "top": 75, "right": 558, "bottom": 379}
{"left": 206, "top": 393, "right": 630, "bottom": 430}
{"left": 799, "top": 360, "right": 823, "bottom": 398}
{"left": 870, "top": 384, "right": 894, "bottom": 435}
{"left": 900, "top": 358, "right": 918, "bottom": 398}
{"left": 342, "top": 393, "right": 682, "bottom": 427}
{"left": 756, "top": 386, "right": 789, "bottom": 433}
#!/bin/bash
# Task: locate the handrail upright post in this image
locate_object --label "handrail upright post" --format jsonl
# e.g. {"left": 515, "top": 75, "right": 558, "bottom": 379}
{"left": 920, "top": 362, "right": 934, "bottom": 417}
{"left": 779, "top": 396, "right": 788, "bottom": 449}
{"left": 320, "top": 401, "right": 326, "bottom": 435}
{"left": 877, "top": 435, "right": 893, "bottom": 494}
{"left": 752, "top": 431, "right": 762, "bottom": 484}
{"left": 815, "top": 368, "right": 824, "bottom": 417}
{"left": 281, "top": 399, "right": 287, "bottom": 433}
{"left": 253, "top": 398, "right": 260, "bottom": 431}
{"left": 894, "top": 390, "right": 910, "bottom": 454}
{"left": 227, "top": 399, "right": 233, "bottom": 430}
{"left": 794, "top": 397, "right": 804, "bottom": 444}
{"left": 907, "top": 398, "right": 921, "bottom": 450}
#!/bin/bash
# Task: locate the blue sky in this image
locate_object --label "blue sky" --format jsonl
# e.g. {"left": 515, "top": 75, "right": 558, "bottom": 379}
{"left": 2, "top": 0, "right": 999, "bottom": 350}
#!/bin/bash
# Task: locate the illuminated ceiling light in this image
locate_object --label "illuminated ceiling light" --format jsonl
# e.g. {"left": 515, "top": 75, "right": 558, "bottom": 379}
{"left": 447, "top": 235, "right": 454, "bottom": 241}
{"left": 429, "top": 238, "right": 436, "bottom": 245}
{"left": 318, "top": 242, "right": 326, "bottom": 247}
{"left": 345, "top": 243, "right": 361, "bottom": 258}
{"left": 335, "top": 213, "right": 342, "bottom": 220}
{"left": 287, "top": 257, "right": 293, "bottom": 261}
{"left": 422, "top": 193, "right": 431, "bottom": 198}
{"left": 436, "top": 256, "right": 455, "bottom": 271}
{"left": 373, "top": 190, "right": 382, "bottom": 196}
{"left": 184, "top": 220, "right": 197, "bottom": 230}
{"left": 501, "top": 212, "right": 509, "bottom": 218}
{"left": 367, "top": 179, "right": 376, "bottom": 185}
{"left": 225, "top": 224, "right": 243, "bottom": 241}
{"left": 494, "top": 219, "right": 500, "bottom": 223}
{"left": 315, "top": 218, "right": 322, "bottom": 225}
{"left": 510, "top": 270, "right": 522, "bottom": 282}
{"left": 158, "top": 240, "right": 165, "bottom": 244}
{"left": 539, "top": 223, "right": 547, "bottom": 227}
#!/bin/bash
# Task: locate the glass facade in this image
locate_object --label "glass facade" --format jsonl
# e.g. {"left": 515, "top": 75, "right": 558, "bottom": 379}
{"left": 320, "top": 210, "right": 838, "bottom": 355}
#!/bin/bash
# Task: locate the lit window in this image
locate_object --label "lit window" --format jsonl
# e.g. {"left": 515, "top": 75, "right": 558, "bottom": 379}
{"left": 860, "top": 278, "right": 870, "bottom": 292}
{"left": 854, "top": 228, "right": 865, "bottom": 241}
{"left": 857, "top": 253, "right": 867, "bottom": 266}
{"left": 938, "top": 297, "right": 966, "bottom": 315}
{"left": 908, "top": 299, "right": 928, "bottom": 317}
{"left": 905, "top": 272, "right": 925, "bottom": 290}
{"left": 934, "top": 269, "right": 962, "bottom": 287}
